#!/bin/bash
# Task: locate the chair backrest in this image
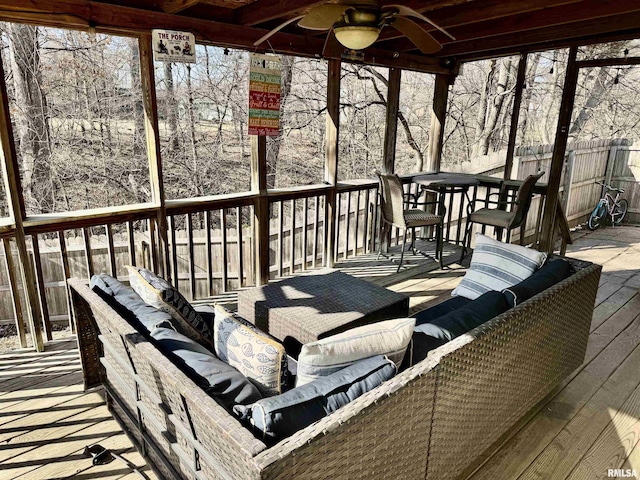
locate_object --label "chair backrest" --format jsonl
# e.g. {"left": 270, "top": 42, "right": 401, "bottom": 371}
{"left": 376, "top": 171, "right": 407, "bottom": 229}
{"left": 511, "top": 171, "right": 545, "bottom": 228}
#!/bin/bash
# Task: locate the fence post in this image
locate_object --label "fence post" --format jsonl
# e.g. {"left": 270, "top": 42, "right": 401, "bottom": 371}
{"left": 604, "top": 144, "right": 618, "bottom": 187}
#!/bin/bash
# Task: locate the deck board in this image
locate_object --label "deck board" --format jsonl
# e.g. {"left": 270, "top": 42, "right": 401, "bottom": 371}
{"left": 0, "top": 225, "right": 638, "bottom": 479}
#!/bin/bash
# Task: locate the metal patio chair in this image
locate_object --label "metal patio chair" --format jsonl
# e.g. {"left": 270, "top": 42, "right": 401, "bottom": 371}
{"left": 375, "top": 171, "right": 444, "bottom": 271}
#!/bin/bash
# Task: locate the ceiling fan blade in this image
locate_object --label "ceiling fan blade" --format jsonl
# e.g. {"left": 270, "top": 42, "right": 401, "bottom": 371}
{"left": 298, "top": 4, "right": 350, "bottom": 30}
{"left": 384, "top": 4, "right": 456, "bottom": 40}
{"left": 254, "top": 15, "right": 305, "bottom": 46}
{"left": 391, "top": 16, "right": 442, "bottom": 54}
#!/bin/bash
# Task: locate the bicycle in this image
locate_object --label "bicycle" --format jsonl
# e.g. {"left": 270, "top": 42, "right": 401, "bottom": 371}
{"left": 587, "top": 181, "right": 628, "bottom": 230}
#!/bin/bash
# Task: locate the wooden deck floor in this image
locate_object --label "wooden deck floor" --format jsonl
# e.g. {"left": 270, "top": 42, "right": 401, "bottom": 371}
{"left": 0, "top": 225, "right": 638, "bottom": 479}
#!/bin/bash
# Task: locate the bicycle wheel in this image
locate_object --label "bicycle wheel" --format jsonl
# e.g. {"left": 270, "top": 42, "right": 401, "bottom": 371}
{"left": 612, "top": 198, "right": 628, "bottom": 225}
{"left": 588, "top": 202, "right": 606, "bottom": 230}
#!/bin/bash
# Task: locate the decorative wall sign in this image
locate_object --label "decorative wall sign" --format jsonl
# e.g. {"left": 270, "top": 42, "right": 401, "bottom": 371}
{"left": 152, "top": 29, "right": 196, "bottom": 63}
{"left": 248, "top": 53, "right": 281, "bottom": 136}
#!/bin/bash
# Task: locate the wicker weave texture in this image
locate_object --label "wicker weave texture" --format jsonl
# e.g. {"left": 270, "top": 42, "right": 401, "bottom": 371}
{"left": 426, "top": 263, "right": 601, "bottom": 480}
{"left": 237, "top": 269, "right": 409, "bottom": 344}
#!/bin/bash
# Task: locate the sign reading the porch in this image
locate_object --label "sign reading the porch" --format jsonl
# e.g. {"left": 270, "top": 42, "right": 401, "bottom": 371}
{"left": 152, "top": 29, "right": 196, "bottom": 63}
{"left": 248, "top": 53, "right": 281, "bottom": 136}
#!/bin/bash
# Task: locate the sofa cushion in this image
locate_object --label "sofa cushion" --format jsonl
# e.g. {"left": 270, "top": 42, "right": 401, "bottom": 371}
{"left": 296, "top": 318, "right": 414, "bottom": 387}
{"left": 213, "top": 304, "right": 290, "bottom": 396}
{"left": 503, "top": 258, "right": 571, "bottom": 307}
{"left": 408, "top": 332, "right": 448, "bottom": 365}
{"left": 90, "top": 274, "right": 174, "bottom": 333}
{"left": 452, "top": 234, "right": 547, "bottom": 300}
{"left": 234, "top": 355, "right": 396, "bottom": 442}
{"left": 126, "top": 266, "right": 212, "bottom": 348}
{"left": 150, "top": 326, "right": 262, "bottom": 411}
{"left": 413, "top": 296, "right": 472, "bottom": 327}
{"left": 415, "top": 290, "right": 509, "bottom": 342}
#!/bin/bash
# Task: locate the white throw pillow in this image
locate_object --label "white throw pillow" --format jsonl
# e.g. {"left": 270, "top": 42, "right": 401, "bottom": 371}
{"left": 296, "top": 318, "right": 415, "bottom": 387}
{"left": 452, "top": 234, "right": 547, "bottom": 300}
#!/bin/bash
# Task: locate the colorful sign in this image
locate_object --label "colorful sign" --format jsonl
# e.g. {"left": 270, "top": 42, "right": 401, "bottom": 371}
{"left": 248, "top": 53, "right": 281, "bottom": 136}
{"left": 151, "top": 29, "right": 196, "bottom": 63}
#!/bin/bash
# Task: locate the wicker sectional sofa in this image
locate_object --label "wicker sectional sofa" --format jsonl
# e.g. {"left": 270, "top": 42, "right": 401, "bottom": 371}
{"left": 69, "top": 255, "right": 601, "bottom": 480}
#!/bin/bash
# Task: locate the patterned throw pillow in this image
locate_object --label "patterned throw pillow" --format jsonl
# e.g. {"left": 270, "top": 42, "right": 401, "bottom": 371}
{"left": 213, "top": 305, "right": 290, "bottom": 396}
{"left": 125, "top": 266, "right": 213, "bottom": 348}
{"left": 296, "top": 317, "right": 415, "bottom": 387}
{"left": 452, "top": 234, "right": 547, "bottom": 300}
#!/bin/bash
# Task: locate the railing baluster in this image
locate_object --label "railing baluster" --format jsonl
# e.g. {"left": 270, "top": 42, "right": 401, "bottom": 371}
{"left": 236, "top": 206, "right": 244, "bottom": 288}
{"left": 57, "top": 231, "right": 73, "bottom": 333}
{"left": 82, "top": 227, "right": 94, "bottom": 278}
{"left": 169, "top": 216, "right": 178, "bottom": 286}
{"left": 205, "top": 211, "right": 213, "bottom": 296}
{"left": 345, "top": 191, "right": 351, "bottom": 259}
{"left": 148, "top": 219, "right": 158, "bottom": 272}
{"left": 106, "top": 224, "right": 117, "bottom": 277}
{"left": 30, "top": 235, "right": 52, "bottom": 341}
{"left": 354, "top": 190, "right": 361, "bottom": 256}
{"left": 127, "top": 221, "right": 136, "bottom": 267}
{"left": 221, "top": 208, "right": 228, "bottom": 292}
{"left": 3, "top": 238, "right": 27, "bottom": 347}
{"left": 302, "top": 197, "right": 308, "bottom": 271}
{"left": 278, "top": 201, "right": 284, "bottom": 278}
{"left": 313, "top": 196, "right": 320, "bottom": 269}
{"left": 363, "top": 189, "right": 370, "bottom": 254}
{"left": 323, "top": 195, "right": 330, "bottom": 267}
{"left": 335, "top": 193, "right": 341, "bottom": 263}
{"left": 290, "top": 199, "right": 295, "bottom": 275}
{"left": 373, "top": 187, "right": 380, "bottom": 253}
{"left": 186, "top": 213, "right": 196, "bottom": 299}
{"left": 447, "top": 190, "right": 455, "bottom": 242}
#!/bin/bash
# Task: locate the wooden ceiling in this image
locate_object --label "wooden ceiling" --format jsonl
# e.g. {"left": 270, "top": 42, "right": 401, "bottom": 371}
{"left": 2, "top": 0, "right": 640, "bottom": 72}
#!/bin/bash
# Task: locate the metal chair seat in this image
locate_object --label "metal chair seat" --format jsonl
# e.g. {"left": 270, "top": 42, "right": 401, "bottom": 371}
{"left": 404, "top": 209, "right": 442, "bottom": 228}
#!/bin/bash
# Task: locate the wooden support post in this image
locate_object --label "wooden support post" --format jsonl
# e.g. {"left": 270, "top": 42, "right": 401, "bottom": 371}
{"left": 539, "top": 46, "right": 579, "bottom": 253}
{"left": 324, "top": 59, "right": 340, "bottom": 268}
{"left": 0, "top": 57, "right": 45, "bottom": 351}
{"left": 251, "top": 135, "right": 270, "bottom": 285}
{"left": 427, "top": 73, "right": 452, "bottom": 173}
{"left": 139, "top": 34, "right": 170, "bottom": 280}
{"left": 504, "top": 52, "right": 528, "bottom": 180}
{"left": 383, "top": 68, "right": 401, "bottom": 174}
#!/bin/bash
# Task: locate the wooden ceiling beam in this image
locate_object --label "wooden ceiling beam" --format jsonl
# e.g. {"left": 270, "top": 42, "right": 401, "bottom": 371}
{"left": 235, "top": 1, "right": 326, "bottom": 27}
{"left": 376, "top": 0, "right": 581, "bottom": 42}
{"left": 436, "top": 10, "right": 640, "bottom": 58}
{"left": 0, "top": 0, "right": 453, "bottom": 74}
{"left": 159, "top": 0, "right": 201, "bottom": 14}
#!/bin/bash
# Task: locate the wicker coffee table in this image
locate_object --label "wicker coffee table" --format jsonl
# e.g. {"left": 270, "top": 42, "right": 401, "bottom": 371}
{"left": 237, "top": 269, "right": 409, "bottom": 346}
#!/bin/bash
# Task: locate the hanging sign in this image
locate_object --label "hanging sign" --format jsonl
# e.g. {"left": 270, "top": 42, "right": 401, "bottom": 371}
{"left": 151, "top": 29, "right": 196, "bottom": 63}
{"left": 248, "top": 53, "right": 281, "bottom": 136}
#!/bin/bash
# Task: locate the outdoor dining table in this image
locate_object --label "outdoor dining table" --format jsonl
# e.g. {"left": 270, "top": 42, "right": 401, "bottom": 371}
{"left": 412, "top": 172, "right": 481, "bottom": 258}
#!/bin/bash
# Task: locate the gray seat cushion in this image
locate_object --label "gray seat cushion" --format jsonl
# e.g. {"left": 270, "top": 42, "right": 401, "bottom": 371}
{"left": 90, "top": 274, "right": 174, "bottom": 333}
{"left": 413, "top": 296, "right": 472, "bottom": 327}
{"left": 234, "top": 355, "right": 396, "bottom": 443}
{"left": 151, "top": 327, "right": 262, "bottom": 411}
{"left": 469, "top": 207, "right": 515, "bottom": 228}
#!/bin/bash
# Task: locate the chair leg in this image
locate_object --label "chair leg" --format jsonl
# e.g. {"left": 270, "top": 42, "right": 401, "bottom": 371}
{"left": 495, "top": 227, "right": 503, "bottom": 242}
{"left": 398, "top": 230, "right": 407, "bottom": 272}
{"left": 506, "top": 229, "right": 512, "bottom": 244}
{"left": 460, "top": 221, "right": 472, "bottom": 263}
{"left": 437, "top": 223, "right": 444, "bottom": 269}
{"left": 410, "top": 227, "right": 417, "bottom": 254}
{"left": 519, "top": 224, "right": 526, "bottom": 246}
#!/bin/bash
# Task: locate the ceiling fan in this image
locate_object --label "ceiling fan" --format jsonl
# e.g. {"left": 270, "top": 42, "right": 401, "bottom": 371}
{"left": 253, "top": 1, "right": 455, "bottom": 54}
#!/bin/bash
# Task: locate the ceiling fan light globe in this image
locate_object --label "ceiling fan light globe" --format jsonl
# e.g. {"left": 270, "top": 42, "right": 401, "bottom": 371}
{"left": 334, "top": 25, "right": 380, "bottom": 50}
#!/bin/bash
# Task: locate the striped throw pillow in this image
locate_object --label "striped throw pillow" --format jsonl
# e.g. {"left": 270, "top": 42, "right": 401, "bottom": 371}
{"left": 452, "top": 234, "right": 547, "bottom": 300}
{"left": 296, "top": 318, "right": 415, "bottom": 387}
